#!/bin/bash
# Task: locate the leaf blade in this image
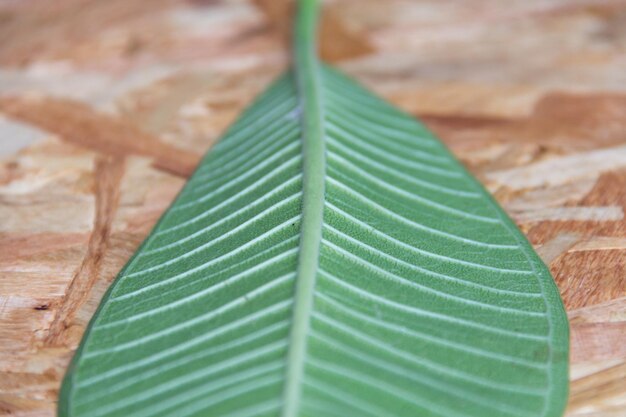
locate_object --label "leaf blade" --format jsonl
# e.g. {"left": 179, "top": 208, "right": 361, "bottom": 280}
{"left": 59, "top": 1, "right": 568, "bottom": 416}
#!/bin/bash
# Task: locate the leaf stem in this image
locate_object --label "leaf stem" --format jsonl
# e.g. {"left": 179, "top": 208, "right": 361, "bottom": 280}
{"left": 281, "top": 0, "right": 325, "bottom": 416}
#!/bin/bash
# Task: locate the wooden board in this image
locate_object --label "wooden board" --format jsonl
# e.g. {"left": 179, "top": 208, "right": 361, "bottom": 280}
{"left": 0, "top": 0, "right": 625, "bottom": 415}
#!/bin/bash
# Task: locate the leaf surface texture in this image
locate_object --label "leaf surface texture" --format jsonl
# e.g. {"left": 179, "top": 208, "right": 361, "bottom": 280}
{"left": 59, "top": 2, "right": 569, "bottom": 416}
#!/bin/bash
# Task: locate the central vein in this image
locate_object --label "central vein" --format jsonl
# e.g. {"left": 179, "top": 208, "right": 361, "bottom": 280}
{"left": 281, "top": 0, "right": 325, "bottom": 416}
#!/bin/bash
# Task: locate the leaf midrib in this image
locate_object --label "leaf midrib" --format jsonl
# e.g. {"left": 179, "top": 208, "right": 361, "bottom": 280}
{"left": 280, "top": 1, "right": 326, "bottom": 416}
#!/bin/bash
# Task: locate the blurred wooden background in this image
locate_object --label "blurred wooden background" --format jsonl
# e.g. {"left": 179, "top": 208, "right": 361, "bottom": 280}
{"left": 0, "top": 0, "right": 625, "bottom": 415}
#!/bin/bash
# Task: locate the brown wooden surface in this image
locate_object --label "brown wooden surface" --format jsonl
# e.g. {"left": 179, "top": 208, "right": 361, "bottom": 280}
{"left": 0, "top": 0, "right": 625, "bottom": 416}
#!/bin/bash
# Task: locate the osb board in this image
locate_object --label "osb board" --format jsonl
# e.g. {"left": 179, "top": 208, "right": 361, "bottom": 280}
{"left": 0, "top": 0, "right": 625, "bottom": 415}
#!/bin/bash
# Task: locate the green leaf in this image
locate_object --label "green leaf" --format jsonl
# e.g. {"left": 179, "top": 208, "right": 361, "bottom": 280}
{"left": 59, "top": 0, "right": 569, "bottom": 416}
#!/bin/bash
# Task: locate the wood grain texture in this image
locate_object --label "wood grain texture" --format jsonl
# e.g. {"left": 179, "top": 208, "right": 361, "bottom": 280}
{"left": 0, "top": 0, "right": 624, "bottom": 416}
